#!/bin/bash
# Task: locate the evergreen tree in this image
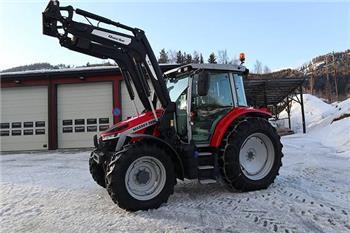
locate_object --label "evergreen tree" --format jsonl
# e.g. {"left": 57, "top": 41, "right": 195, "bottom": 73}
{"left": 200, "top": 53, "right": 204, "bottom": 63}
{"left": 176, "top": 50, "right": 183, "bottom": 64}
{"left": 185, "top": 54, "right": 192, "bottom": 64}
{"left": 158, "top": 49, "right": 169, "bottom": 63}
{"left": 208, "top": 52, "right": 217, "bottom": 64}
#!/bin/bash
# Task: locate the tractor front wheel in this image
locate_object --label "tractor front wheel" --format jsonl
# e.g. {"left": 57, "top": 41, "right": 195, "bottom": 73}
{"left": 89, "top": 155, "right": 106, "bottom": 188}
{"left": 106, "top": 142, "right": 175, "bottom": 211}
{"left": 222, "top": 117, "right": 283, "bottom": 191}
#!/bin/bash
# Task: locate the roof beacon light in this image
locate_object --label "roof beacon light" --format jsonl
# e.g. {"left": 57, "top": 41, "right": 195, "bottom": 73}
{"left": 239, "top": 53, "right": 245, "bottom": 64}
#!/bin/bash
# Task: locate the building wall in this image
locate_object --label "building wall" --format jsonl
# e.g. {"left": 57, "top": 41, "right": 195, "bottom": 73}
{"left": 0, "top": 73, "right": 122, "bottom": 151}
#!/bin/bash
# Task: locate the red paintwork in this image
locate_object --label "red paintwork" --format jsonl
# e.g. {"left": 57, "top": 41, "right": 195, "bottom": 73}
{"left": 209, "top": 107, "right": 272, "bottom": 148}
{"left": 258, "top": 107, "right": 271, "bottom": 114}
{"left": 100, "top": 109, "right": 164, "bottom": 138}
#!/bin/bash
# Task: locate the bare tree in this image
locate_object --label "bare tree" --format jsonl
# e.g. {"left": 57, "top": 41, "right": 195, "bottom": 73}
{"left": 254, "top": 60, "right": 263, "bottom": 74}
{"left": 192, "top": 51, "right": 200, "bottom": 63}
{"left": 218, "top": 49, "right": 229, "bottom": 64}
{"left": 263, "top": 65, "right": 271, "bottom": 74}
{"left": 332, "top": 51, "right": 338, "bottom": 101}
{"left": 167, "top": 50, "right": 177, "bottom": 63}
{"left": 230, "top": 54, "right": 240, "bottom": 65}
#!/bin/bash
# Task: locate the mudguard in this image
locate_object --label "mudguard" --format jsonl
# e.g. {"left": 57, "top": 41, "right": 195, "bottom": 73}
{"left": 210, "top": 107, "right": 272, "bottom": 147}
{"left": 126, "top": 134, "right": 185, "bottom": 180}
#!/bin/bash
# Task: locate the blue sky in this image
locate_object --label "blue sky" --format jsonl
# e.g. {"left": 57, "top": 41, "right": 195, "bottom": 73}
{"left": 0, "top": 0, "right": 349, "bottom": 71}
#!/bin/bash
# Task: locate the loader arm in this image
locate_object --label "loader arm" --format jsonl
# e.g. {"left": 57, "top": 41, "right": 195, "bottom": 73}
{"left": 42, "top": 0, "right": 171, "bottom": 113}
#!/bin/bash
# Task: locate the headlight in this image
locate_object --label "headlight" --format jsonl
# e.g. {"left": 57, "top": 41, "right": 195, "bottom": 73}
{"left": 101, "top": 134, "right": 119, "bottom": 141}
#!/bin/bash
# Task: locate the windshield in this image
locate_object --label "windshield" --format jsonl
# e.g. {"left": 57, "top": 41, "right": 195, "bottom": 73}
{"left": 167, "top": 76, "right": 189, "bottom": 102}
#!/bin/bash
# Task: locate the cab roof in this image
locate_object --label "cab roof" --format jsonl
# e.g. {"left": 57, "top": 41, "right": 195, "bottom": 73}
{"left": 164, "top": 63, "right": 248, "bottom": 77}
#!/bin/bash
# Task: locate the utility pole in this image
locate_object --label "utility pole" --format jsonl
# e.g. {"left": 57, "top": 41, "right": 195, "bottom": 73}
{"left": 332, "top": 51, "right": 338, "bottom": 102}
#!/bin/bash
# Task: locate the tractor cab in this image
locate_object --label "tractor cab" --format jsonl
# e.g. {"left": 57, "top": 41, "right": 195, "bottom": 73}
{"left": 165, "top": 64, "right": 248, "bottom": 143}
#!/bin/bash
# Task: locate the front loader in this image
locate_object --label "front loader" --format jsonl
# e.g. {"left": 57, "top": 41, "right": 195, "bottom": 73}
{"left": 42, "top": 1, "right": 283, "bottom": 211}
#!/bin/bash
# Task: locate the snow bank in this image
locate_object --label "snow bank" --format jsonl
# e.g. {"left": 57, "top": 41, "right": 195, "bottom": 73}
{"left": 280, "top": 94, "right": 350, "bottom": 132}
{"left": 312, "top": 118, "right": 350, "bottom": 154}
{"left": 280, "top": 94, "right": 350, "bottom": 154}
{"left": 279, "top": 94, "right": 334, "bottom": 132}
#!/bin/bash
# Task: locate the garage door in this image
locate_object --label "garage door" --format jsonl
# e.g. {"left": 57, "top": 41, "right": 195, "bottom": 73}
{"left": 0, "top": 86, "right": 48, "bottom": 151}
{"left": 57, "top": 82, "right": 113, "bottom": 148}
{"left": 120, "top": 80, "right": 154, "bottom": 120}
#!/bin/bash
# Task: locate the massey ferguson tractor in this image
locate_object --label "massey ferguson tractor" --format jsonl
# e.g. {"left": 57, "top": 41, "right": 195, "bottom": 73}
{"left": 43, "top": 1, "right": 283, "bottom": 211}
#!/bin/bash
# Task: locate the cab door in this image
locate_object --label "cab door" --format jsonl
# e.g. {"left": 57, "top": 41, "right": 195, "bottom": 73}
{"left": 191, "top": 72, "right": 234, "bottom": 143}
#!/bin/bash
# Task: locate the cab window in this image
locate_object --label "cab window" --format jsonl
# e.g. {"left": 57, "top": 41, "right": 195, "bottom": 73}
{"left": 191, "top": 72, "right": 233, "bottom": 142}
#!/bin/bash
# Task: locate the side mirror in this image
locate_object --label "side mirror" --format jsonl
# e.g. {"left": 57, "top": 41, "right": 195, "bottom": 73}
{"left": 197, "top": 71, "right": 209, "bottom": 96}
{"left": 243, "top": 68, "right": 249, "bottom": 76}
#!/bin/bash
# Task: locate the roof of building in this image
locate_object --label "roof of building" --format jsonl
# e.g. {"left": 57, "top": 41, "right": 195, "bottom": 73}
{"left": 0, "top": 64, "right": 180, "bottom": 80}
{"left": 244, "top": 78, "right": 305, "bottom": 107}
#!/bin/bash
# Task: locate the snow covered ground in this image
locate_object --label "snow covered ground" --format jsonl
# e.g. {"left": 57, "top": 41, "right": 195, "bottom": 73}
{"left": 1, "top": 95, "right": 349, "bottom": 233}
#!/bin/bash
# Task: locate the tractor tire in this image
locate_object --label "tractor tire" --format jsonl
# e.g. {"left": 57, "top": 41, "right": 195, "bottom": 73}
{"left": 105, "top": 142, "right": 175, "bottom": 211}
{"left": 89, "top": 155, "right": 106, "bottom": 188}
{"left": 222, "top": 117, "right": 283, "bottom": 191}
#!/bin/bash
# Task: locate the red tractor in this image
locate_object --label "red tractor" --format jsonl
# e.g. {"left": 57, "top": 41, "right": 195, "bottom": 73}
{"left": 43, "top": 1, "right": 283, "bottom": 211}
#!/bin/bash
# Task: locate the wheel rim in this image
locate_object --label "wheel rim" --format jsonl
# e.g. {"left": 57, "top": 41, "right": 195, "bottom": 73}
{"left": 125, "top": 156, "right": 166, "bottom": 201}
{"left": 239, "top": 133, "right": 275, "bottom": 181}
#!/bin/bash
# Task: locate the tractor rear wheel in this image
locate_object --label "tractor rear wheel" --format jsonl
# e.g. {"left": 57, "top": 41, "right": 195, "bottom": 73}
{"left": 222, "top": 117, "right": 283, "bottom": 191}
{"left": 106, "top": 142, "right": 175, "bottom": 211}
{"left": 89, "top": 155, "right": 106, "bottom": 188}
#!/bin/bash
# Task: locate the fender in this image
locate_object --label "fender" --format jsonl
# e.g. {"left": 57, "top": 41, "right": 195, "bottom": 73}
{"left": 209, "top": 107, "right": 272, "bottom": 147}
{"left": 126, "top": 134, "right": 185, "bottom": 180}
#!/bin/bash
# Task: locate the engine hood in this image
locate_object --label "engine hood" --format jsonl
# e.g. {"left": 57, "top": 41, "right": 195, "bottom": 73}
{"left": 99, "top": 109, "right": 164, "bottom": 140}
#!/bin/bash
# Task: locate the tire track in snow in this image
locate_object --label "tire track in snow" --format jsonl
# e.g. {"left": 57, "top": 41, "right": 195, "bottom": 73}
{"left": 1, "top": 138, "right": 350, "bottom": 233}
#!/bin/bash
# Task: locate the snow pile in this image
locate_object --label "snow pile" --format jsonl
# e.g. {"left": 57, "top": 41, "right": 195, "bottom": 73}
{"left": 312, "top": 118, "right": 350, "bottom": 154}
{"left": 279, "top": 95, "right": 331, "bottom": 131}
{"left": 280, "top": 94, "right": 350, "bottom": 154}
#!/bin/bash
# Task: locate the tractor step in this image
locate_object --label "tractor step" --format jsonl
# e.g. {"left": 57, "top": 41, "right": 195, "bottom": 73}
{"left": 197, "top": 151, "right": 212, "bottom": 157}
{"left": 196, "top": 147, "right": 218, "bottom": 184}
{"left": 198, "top": 165, "right": 214, "bottom": 169}
{"left": 199, "top": 179, "right": 217, "bottom": 184}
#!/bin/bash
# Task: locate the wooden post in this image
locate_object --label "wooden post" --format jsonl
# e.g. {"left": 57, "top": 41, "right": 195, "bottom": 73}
{"left": 286, "top": 98, "right": 291, "bottom": 129}
{"left": 300, "top": 85, "right": 306, "bottom": 134}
